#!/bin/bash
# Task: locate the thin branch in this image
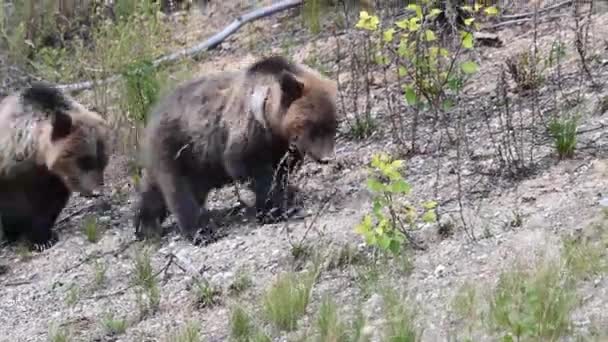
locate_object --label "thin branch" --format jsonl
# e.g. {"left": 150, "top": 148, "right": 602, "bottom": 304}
{"left": 499, "top": 0, "right": 573, "bottom": 21}
{"left": 55, "top": 0, "right": 303, "bottom": 94}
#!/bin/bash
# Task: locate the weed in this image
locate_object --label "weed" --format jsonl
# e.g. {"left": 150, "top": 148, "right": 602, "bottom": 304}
{"left": 228, "top": 268, "right": 253, "bottom": 296}
{"left": 262, "top": 270, "right": 317, "bottom": 332}
{"left": 92, "top": 259, "right": 107, "bottom": 288}
{"left": 167, "top": 321, "right": 202, "bottom": 342}
{"left": 82, "top": 215, "right": 102, "bottom": 243}
{"left": 132, "top": 247, "right": 160, "bottom": 316}
{"left": 488, "top": 260, "right": 576, "bottom": 341}
{"left": 229, "top": 305, "right": 270, "bottom": 342}
{"left": 355, "top": 263, "right": 380, "bottom": 299}
{"left": 505, "top": 50, "right": 545, "bottom": 91}
{"left": 562, "top": 235, "right": 607, "bottom": 281}
{"left": 316, "top": 295, "right": 349, "bottom": 342}
{"left": 48, "top": 324, "right": 71, "bottom": 342}
{"left": 192, "top": 279, "right": 221, "bottom": 308}
{"left": 101, "top": 312, "right": 128, "bottom": 336}
{"left": 451, "top": 282, "right": 480, "bottom": 339}
{"left": 326, "top": 244, "right": 366, "bottom": 270}
{"left": 65, "top": 285, "right": 79, "bottom": 307}
{"left": 382, "top": 288, "right": 421, "bottom": 342}
{"left": 548, "top": 115, "right": 578, "bottom": 159}
{"left": 355, "top": 153, "right": 436, "bottom": 255}
{"left": 347, "top": 117, "right": 377, "bottom": 141}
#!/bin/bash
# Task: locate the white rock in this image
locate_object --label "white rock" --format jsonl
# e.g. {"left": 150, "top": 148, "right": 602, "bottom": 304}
{"left": 434, "top": 264, "right": 446, "bottom": 278}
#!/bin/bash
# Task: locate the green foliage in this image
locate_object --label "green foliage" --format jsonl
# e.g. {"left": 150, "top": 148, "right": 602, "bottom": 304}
{"left": 354, "top": 3, "right": 497, "bottom": 110}
{"left": 262, "top": 270, "right": 317, "bottom": 332}
{"left": 65, "top": 284, "right": 80, "bottom": 307}
{"left": 167, "top": 321, "right": 203, "bottom": 342}
{"left": 192, "top": 278, "right": 221, "bottom": 308}
{"left": 562, "top": 234, "right": 607, "bottom": 281}
{"left": 48, "top": 324, "right": 71, "bottom": 342}
{"left": 92, "top": 259, "right": 107, "bottom": 288}
{"left": 505, "top": 51, "right": 545, "bottom": 91}
{"left": 228, "top": 268, "right": 253, "bottom": 296}
{"left": 355, "top": 153, "right": 437, "bottom": 255}
{"left": 382, "top": 288, "right": 421, "bottom": 342}
{"left": 548, "top": 115, "right": 578, "bottom": 159}
{"left": 315, "top": 295, "right": 349, "bottom": 342}
{"left": 131, "top": 247, "right": 160, "bottom": 317}
{"left": 121, "top": 59, "right": 162, "bottom": 125}
{"left": 82, "top": 215, "right": 102, "bottom": 243}
{"left": 101, "top": 312, "right": 128, "bottom": 336}
{"left": 229, "top": 306, "right": 271, "bottom": 342}
{"left": 488, "top": 261, "right": 576, "bottom": 341}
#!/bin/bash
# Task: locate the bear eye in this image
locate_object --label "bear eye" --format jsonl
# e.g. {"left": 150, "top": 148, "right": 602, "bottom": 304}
{"left": 77, "top": 155, "right": 96, "bottom": 171}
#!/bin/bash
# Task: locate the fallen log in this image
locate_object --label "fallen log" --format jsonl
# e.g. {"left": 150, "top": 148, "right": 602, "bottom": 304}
{"left": 56, "top": 0, "right": 303, "bottom": 94}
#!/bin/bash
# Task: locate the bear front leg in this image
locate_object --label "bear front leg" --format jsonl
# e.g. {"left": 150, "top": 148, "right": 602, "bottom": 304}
{"left": 251, "top": 165, "right": 290, "bottom": 224}
{"left": 155, "top": 170, "right": 204, "bottom": 241}
{"left": 133, "top": 177, "right": 169, "bottom": 241}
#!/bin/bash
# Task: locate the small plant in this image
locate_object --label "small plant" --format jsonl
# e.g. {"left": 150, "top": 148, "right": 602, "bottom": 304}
{"left": 562, "top": 235, "right": 607, "bottom": 281}
{"left": 192, "top": 278, "right": 221, "bottom": 308}
{"left": 121, "top": 58, "right": 161, "bottom": 125}
{"left": 326, "top": 243, "right": 366, "bottom": 270}
{"left": 505, "top": 50, "right": 545, "bottom": 91}
{"left": 548, "top": 115, "right": 578, "bottom": 159}
{"left": 132, "top": 247, "right": 160, "bottom": 316}
{"left": 451, "top": 282, "right": 480, "bottom": 340}
{"left": 316, "top": 295, "right": 349, "bottom": 342}
{"left": 92, "top": 259, "right": 107, "bottom": 288}
{"left": 82, "top": 215, "right": 102, "bottom": 243}
{"left": 48, "top": 323, "right": 71, "bottom": 342}
{"left": 167, "top": 321, "right": 202, "bottom": 342}
{"left": 101, "top": 312, "right": 128, "bottom": 336}
{"left": 262, "top": 270, "right": 317, "bottom": 332}
{"left": 488, "top": 260, "right": 576, "bottom": 341}
{"left": 382, "top": 288, "right": 421, "bottom": 342}
{"left": 355, "top": 153, "right": 437, "bottom": 255}
{"left": 228, "top": 268, "right": 253, "bottom": 296}
{"left": 65, "top": 285, "right": 80, "bottom": 307}
{"left": 229, "top": 305, "right": 271, "bottom": 342}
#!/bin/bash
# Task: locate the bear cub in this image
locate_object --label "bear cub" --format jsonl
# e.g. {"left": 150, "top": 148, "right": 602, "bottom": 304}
{"left": 0, "top": 83, "right": 110, "bottom": 249}
{"left": 133, "top": 55, "right": 339, "bottom": 243}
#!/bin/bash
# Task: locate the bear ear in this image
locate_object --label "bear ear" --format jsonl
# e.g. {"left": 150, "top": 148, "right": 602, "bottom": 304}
{"left": 50, "top": 111, "right": 73, "bottom": 141}
{"left": 278, "top": 71, "right": 304, "bottom": 108}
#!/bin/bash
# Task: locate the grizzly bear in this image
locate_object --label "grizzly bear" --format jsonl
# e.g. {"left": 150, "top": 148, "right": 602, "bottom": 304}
{"left": 133, "top": 55, "right": 339, "bottom": 243}
{"left": 0, "top": 82, "right": 110, "bottom": 249}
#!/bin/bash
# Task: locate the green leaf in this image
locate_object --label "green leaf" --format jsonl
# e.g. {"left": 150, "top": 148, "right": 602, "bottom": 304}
{"left": 383, "top": 28, "right": 395, "bottom": 43}
{"left": 422, "top": 200, "right": 438, "bottom": 210}
{"left": 388, "top": 239, "right": 401, "bottom": 254}
{"left": 464, "top": 18, "right": 475, "bottom": 26}
{"left": 378, "top": 234, "right": 392, "bottom": 251}
{"left": 461, "top": 5, "right": 473, "bottom": 12}
{"left": 367, "top": 178, "right": 386, "bottom": 193}
{"left": 461, "top": 60, "right": 479, "bottom": 74}
{"left": 390, "top": 159, "right": 405, "bottom": 169}
{"left": 448, "top": 76, "right": 463, "bottom": 91}
{"left": 408, "top": 17, "right": 420, "bottom": 31}
{"left": 474, "top": 3, "right": 483, "bottom": 12}
{"left": 425, "top": 29, "right": 436, "bottom": 42}
{"left": 461, "top": 31, "right": 474, "bottom": 49}
{"left": 404, "top": 85, "right": 417, "bottom": 105}
{"left": 389, "top": 180, "right": 411, "bottom": 194}
{"left": 395, "top": 19, "right": 409, "bottom": 29}
{"left": 422, "top": 210, "right": 437, "bottom": 223}
{"left": 398, "top": 66, "right": 407, "bottom": 77}
{"left": 407, "top": 4, "right": 422, "bottom": 19}
{"left": 442, "top": 99, "right": 454, "bottom": 111}
{"left": 429, "top": 8, "right": 442, "bottom": 18}
{"left": 484, "top": 6, "right": 499, "bottom": 16}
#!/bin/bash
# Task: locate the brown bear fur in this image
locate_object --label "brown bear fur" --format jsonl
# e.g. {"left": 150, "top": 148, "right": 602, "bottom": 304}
{"left": 133, "top": 55, "right": 339, "bottom": 242}
{"left": 0, "top": 82, "right": 110, "bottom": 249}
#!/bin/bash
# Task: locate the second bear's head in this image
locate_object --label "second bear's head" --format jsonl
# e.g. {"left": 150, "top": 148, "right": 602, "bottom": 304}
{"left": 23, "top": 83, "right": 110, "bottom": 196}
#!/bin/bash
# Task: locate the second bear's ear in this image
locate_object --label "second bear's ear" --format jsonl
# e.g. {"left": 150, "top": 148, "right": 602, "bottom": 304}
{"left": 278, "top": 71, "right": 304, "bottom": 108}
{"left": 50, "top": 111, "right": 73, "bottom": 141}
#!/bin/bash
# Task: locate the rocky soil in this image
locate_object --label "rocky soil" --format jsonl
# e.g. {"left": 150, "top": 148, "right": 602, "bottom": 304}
{"left": 1, "top": 1, "right": 608, "bottom": 341}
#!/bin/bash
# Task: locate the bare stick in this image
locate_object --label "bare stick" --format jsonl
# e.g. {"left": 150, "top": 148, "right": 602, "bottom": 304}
{"left": 55, "top": 0, "right": 303, "bottom": 94}
{"left": 499, "top": 0, "right": 573, "bottom": 21}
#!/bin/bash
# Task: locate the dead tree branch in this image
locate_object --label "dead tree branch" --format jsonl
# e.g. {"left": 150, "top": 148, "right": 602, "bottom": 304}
{"left": 55, "top": 0, "right": 303, "bottom": 94}
{"left": 499, "top": 0, "right": 573, "bottom": 21}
